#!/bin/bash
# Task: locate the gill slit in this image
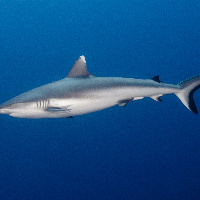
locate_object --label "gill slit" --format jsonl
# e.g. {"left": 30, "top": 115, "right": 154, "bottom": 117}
{"left": 36, "top": 100, "right": 50, "bottom": 108}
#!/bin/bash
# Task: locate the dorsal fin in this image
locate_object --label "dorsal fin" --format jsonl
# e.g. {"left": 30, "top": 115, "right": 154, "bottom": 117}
{"left": 66, "top": 56, "right": 93, "bottom": 78}
{"left": 152, "top": 75, "right": 162, "bottom": 83}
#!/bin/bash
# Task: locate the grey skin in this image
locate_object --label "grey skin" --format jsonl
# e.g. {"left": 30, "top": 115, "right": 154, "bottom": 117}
{"left": 0, "top": 55, "right": 200, "bottom": 119}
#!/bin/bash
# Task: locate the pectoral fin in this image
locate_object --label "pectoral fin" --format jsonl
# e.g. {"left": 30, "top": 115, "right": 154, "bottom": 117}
{"left": 46, "top": 107, "right": 71, "bottom": 112}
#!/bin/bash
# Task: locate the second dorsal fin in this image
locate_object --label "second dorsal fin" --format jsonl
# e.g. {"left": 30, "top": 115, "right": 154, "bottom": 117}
{"left": 152, "top": 75, "right": 162, "bottom": 83}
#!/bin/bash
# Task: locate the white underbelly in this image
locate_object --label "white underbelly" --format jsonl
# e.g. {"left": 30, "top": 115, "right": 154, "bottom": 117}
{"left": 50, "top": 98, "right": 118, "bottom": 116}
{"left": 9, "top": 97, "right": 118, "bottom": 119}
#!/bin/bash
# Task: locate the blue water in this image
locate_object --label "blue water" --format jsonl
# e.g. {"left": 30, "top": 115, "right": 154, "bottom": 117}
{"left": 0, "top": 1, "right": 200, "bottom": 199}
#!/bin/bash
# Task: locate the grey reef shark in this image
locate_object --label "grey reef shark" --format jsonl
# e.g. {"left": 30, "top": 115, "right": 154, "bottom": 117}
{"left": 0, "top": 56, "right": 200, "bottom": 119}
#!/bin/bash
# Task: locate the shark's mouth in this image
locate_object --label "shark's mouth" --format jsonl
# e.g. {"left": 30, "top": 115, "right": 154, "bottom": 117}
{"left": 0, "top": 109, "right": 12, "bottom": 115}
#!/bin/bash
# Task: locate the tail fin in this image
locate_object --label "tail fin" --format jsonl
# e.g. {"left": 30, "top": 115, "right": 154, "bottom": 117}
{"left": 175, "top": 75, "right": 200, "bottom": 114}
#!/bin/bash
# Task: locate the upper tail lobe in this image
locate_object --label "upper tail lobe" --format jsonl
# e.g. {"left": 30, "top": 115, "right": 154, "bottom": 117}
{"left": 175, "top": 75, "right": 200, "bottom": 114}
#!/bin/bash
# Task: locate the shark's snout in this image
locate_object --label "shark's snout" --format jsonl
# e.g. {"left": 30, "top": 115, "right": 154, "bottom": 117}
{"left": 0, "top": 106, "right": 12, "bottom": 114}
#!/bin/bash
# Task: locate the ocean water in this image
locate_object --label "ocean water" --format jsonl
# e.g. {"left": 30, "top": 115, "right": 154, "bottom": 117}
{"left": 0, "top": 0, "right": 200, "bottom": 199}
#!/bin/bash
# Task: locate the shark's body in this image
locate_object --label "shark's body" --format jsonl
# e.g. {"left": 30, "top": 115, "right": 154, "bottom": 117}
{"left": 0, "top": 56, "right": 200, "bottom": 119}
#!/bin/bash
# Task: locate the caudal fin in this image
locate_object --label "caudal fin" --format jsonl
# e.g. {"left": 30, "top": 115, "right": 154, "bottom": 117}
{"left": 175, "top": 75, "right": 200, "bottom": 114}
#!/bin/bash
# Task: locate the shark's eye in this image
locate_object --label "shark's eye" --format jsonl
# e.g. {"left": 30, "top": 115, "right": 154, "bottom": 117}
{"left": 6, "top": 105, "right": 11, "bottom": 109}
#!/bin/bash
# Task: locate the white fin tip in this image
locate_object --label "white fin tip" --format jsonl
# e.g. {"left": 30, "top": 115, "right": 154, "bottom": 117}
{"left": 80, "top": 55, "right": 86, "bottom": 63}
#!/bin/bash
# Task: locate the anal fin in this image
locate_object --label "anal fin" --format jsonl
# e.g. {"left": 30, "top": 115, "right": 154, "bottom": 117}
{"left": 151, "top": 95, "right": 163, "bottom": 102}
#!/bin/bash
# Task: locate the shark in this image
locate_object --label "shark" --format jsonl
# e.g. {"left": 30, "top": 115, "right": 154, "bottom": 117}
{"left": 0, "top": 55, "right": 199, "bottom": 119}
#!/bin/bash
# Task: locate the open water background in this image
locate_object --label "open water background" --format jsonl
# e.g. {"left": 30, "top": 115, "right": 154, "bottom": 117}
{"left": 0, "top": 1, "right": 200, "bottom": 199}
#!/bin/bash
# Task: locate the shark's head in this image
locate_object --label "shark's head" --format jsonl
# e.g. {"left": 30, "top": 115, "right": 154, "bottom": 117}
{"left": 0, "top": 99, "right": 73, "bottom": 119}
{"left": 0, "top": 102, "right": 38, "bottom": 118}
